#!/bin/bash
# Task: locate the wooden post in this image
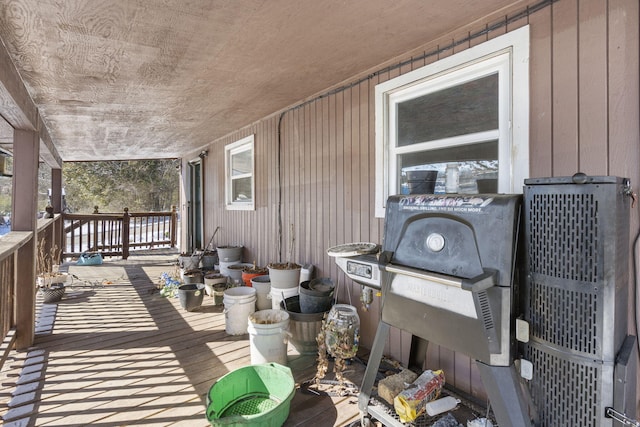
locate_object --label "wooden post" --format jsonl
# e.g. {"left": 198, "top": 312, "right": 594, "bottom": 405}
{"left": 170, "top": 205, "right": 177, "bottom": 248}
{"left": 55, "top": 216, "right": 64, "bottom": 264}
{"left": 51, "top": 169, "right": 64, "bottom": 262}
{"left": 51, "top": 168, "right": 62, "bottom": 213}
{"left": 122, "top": 207, "right": 130, "bottom": 260}
{"left": 12, "top": 129, "right": 39, "bottom": 349}
{"left": 51, "top": 168, "right": 64, "bottom": 262}
{"left": 92, "top": 206, "right": 99, "bottom": 252}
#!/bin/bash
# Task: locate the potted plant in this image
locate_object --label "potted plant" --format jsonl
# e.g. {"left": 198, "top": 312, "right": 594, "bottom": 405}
{"left": 36, "top": 240, "right": 68, "bottom": 303}
{"left": 204, "top": 271, "right": 228, "bottom": 305}
{"left": 268, "top": 224, "right": 301, "bottom": 288}
{"left": 241, "top": 262, "right": 268, "bottom": 287}
{"left": 177, "top": 252, "right": 199, "bottom": 273}
{"left": 197, "top": 249, "right": 218, "bottom": 269}
{"left": 197, "top": 226, "right": 221, "bottom": 269}
{"left": 216, "top": 245, "right": 243, "bottom": 263}
{"left": 267, "top": 262, "right": 300, "bottom": 284}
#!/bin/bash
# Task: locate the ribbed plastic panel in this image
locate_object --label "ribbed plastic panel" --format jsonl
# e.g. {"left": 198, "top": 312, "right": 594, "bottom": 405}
{"left": 522, "top": 175, "right": 630, "bottom": 427}
{"left": 527, "top": 279, "right": 598, "bottom": 356}
{"left": 527, "top": 192, "right": 599, "bottom": 283}
{"left": 523, "top": 343, "right": 604, "bottom": 426}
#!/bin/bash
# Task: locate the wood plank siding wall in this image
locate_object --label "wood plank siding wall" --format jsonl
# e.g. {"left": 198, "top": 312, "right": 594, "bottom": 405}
{"left": 188, "top": 0, "right": 640, "bottom": 402}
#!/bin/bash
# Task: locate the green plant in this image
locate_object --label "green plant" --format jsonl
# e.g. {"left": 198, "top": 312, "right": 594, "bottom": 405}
{"left": 36, "top": 240, "right": 67, "bottom": 289}
{"left": 158, "top": 268, "right": 182, "bottom": 298}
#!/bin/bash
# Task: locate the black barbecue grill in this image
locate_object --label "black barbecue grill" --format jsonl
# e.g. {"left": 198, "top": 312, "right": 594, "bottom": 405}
{"left": 354, "top": 176, "right": 638, "bottom": 426}
{"left": 358, "top": 194, "right": 532, "bottom": 427}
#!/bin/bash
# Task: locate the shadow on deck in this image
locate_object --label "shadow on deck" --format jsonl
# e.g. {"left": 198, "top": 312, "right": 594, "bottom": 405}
{"left": 0, "top": 250, "right": 365, "bottom": 426}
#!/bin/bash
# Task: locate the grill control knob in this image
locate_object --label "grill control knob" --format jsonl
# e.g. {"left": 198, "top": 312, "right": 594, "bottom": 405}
{"left": 426, "top": 233, "right": 445, "bottom": 252}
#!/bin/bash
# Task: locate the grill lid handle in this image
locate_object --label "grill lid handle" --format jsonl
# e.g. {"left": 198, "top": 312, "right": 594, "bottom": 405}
{"left": 384, "top": 263, "right": 463, "bottom": 288}
{"left": 461, "top": 269, "right": 498, "bottom": 292}
{"left": 382, "top": 260, "right": 499, "bottom": 292}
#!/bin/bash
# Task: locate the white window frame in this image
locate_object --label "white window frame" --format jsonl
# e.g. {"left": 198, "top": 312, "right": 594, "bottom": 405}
{"left": 225, "top": 134, "right": 255, "bottom": 210}
{"left": 375, "top": 25, "right": 529, "bottom": 217}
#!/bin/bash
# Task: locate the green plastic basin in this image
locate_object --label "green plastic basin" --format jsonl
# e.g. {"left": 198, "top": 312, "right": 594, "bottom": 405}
{"left": 206, "top": 363, "right": 295, "bottom": 426}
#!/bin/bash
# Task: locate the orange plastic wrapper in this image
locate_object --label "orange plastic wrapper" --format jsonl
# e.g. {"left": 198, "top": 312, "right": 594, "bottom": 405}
{"left": 393, "top": 369, "right": 445, "bottom": 423}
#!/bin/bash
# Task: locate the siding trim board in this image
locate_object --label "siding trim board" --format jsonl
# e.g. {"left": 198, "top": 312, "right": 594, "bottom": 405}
{"left": 198, "top": 0, "right": 639, "bottom": 405}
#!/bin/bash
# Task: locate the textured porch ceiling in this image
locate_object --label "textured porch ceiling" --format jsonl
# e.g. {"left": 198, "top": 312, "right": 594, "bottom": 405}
{"left": 0, "top": 0, "right": 519, "bottom": 162}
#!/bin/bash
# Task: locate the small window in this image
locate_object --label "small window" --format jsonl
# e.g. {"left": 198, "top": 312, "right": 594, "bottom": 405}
{"left": 375, "top": 26, "right": 529, "bottom": 217}
{"left": 225, "top": 135, "right": 255, "bottom": 210}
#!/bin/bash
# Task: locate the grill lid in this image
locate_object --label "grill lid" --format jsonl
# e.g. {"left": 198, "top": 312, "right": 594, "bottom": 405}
{"left": 383, "top": 194, "right": 521, "bottom": 284}
{"left": 393, "top": 215, "right": 483, "bottom": 279}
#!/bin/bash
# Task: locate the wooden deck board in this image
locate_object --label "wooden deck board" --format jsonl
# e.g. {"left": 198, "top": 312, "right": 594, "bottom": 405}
{"left": 0, "top": 252, "right": 364, "bottom": 426}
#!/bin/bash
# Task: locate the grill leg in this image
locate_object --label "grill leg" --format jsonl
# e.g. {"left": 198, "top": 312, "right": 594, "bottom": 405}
{"left": 476, "top": 362, "right": 533, "bottom": 427}
{"left": 358, "top": 321, "right": 390, "bottom": 415}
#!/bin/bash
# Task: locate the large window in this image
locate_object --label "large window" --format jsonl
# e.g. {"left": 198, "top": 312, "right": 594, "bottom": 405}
{"left": 225, "top": 135, "right": 255, "bottom": 210}
{"left": 375, "top": 26, "right": 529, "bottom": 217}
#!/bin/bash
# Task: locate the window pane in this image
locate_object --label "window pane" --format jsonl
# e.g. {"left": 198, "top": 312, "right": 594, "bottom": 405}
{"left": 231, "top": 150, "right": 252, "bottom": 176}
{"left": 397, "top": 73, "right": 499, "bottom": 146}
{"left": 232, "top": 177, "right": 252, "bottom": 202}
{"left": 399, "top": 141, "right": 498, "bottom": 194}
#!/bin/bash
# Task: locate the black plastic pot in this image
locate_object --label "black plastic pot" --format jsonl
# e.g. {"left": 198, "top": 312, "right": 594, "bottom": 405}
{"left": 406, "top": 170, "right": 438, "bottom": 194}
{"left": 299, "top": 278, "right": 335, "bottom": 313}
{"left": 178, "top": 284, "right": 205, "bottom": 311}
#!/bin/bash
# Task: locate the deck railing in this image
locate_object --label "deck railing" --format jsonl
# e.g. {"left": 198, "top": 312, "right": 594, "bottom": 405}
{"left": 0, "top": 208, "right": 177, "bottom": 369}
{"left": 0, "top": 232, "right": 26, "bottom": 368}
{"left": 62, "top": 206, "right": 177, "bottom": 260}
{"left": 0, "top": 215, "right": 64, "bottom": 368}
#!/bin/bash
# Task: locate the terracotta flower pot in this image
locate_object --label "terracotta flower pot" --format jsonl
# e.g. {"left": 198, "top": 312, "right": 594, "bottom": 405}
{"left": 241, "top": 266, "right": 268, "bottom": 287}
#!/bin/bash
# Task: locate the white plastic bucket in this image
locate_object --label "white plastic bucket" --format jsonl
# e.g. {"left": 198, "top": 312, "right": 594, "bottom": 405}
{"left": 270, "top": 286, "right": 299, "bottom": 310}
{"left": 248, "top": 309, "right": 290, "bottom": 365}
{"left": 251, "top": 275, "right": 272, "bottom": 311}
{"left": 299, "top": 264, "right": 314, "bottom": 284}
{"left": 223, "top": 287, "right": 257, "bottom": 335}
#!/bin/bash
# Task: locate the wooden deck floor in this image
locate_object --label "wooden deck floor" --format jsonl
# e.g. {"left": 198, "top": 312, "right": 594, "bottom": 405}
{"left": 0, "top": 251, "right": 365, "bottom": 426}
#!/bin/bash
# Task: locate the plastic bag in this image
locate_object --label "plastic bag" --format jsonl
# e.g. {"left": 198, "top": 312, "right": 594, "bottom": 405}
{"left": 393, "top": 369, "right": 445, "bottom": 422}
{"left": 77, "top": 252, "right": 103, "bottom": 266}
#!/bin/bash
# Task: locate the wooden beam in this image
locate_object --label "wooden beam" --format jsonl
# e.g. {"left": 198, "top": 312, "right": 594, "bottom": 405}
{"left": 0, "top": 38, "right": 36, "bottom": 130}
{"left": 38, "top": 117, "right": 62, "bottom": 168}
{"left": 12, "top": 129, "right": 39, "bottom": 349}
{"left": 0, "top": 38, "right": 62, "bottom": 168}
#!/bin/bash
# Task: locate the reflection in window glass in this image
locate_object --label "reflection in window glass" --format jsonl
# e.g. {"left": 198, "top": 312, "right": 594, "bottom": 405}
{"left": 399, "top": 141, "right": 498, "bottom": 194}
{"left": 231, "top": 149, "right": 252, "bottom": 176}
{"left": 397, "top": 74, "right": 498, "bottom": 146}
{"left": 232, "top": 177, "right": 252, "bottom": 202}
